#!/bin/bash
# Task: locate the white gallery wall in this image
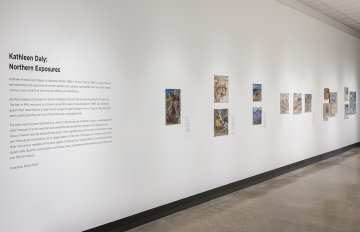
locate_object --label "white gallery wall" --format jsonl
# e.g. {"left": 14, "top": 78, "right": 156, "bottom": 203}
{"left": 0, "top": 0, "right": 359, "bottom": 231}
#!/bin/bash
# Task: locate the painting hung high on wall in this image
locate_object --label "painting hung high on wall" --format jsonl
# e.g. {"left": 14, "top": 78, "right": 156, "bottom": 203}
{"left": 344, "top": 87, "right": 349, "bottom": 101}
{"left": 345, "top": 104, "right": 349, "bottom": 119}
{"left": 350, "top": 91, "right": 356, "bottom": 114}
{"left": 214, "top": 109, "right": 228, "bottom": 136}
{"left": 330, "top": 92, "right": 338, "bottom": 116}
{"left": 293, "top": 93, "right": 302, "bottom": 114}
{"left": 253, "top": 84, "right": 262, "bottom": 102}
{"left": 214, "top": 75, "right": 229, "bottom": 103}
{"left": 253, "top": 107, "right": 262, "bottom": 125}
{"left": 323, "top": 103, "right": 330, "bottom": 119}
{"left": 305, "top": 94, "right": 312, "bottom": 113}
{"left": 324, "top": 88, "right": 330, "bottom": 100}
{"left": 280, "top": 93, "right": 289, "bottom": 114}
{"left": 165, "top": 89, "right": 181, "bottom": 125}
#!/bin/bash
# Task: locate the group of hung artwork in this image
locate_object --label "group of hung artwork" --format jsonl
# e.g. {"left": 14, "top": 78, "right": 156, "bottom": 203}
{"left": 280, "top": 93, "right": 312, "bottom": 114}
{"left": 213, "top": 75, "right": 264, "bottom": 136}
{"left": 322, "top": 87, "right": 357, "bottom": 120}
{"left": 165, "top": 76, "right": 357, "bottom": 137}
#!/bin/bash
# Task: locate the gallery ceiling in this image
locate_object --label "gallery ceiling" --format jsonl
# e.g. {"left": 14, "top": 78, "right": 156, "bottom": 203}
{"left": 298, "top": 0, "right": 360, "bottom": 32}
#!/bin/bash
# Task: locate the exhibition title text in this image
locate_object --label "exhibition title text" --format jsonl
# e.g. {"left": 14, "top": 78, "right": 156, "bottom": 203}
{"left": 8, "top": 53, "right": 61, "bottom": 73}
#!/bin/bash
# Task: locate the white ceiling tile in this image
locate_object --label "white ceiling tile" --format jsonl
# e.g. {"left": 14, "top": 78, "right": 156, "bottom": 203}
{"left": 298, "top": 0, "right": 360, "bottom": 32}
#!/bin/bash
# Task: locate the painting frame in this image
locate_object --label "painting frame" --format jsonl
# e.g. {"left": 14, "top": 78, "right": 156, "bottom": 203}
{"left": 324, "top": 88, "right": 330, "bottom": 100}
{"left": 305, "top": 94, "right": 312, "bottom": 113}
{"left": 214, "top": 108, "right": 229, "bottom": 136}
{"left": 280, "top": 93, "right": 289, "bottom": 114}
{"left": 345, "top": 104, "right": 349, "bottom": 119}
{"left": 330, "top": 92, "right": 338, "bottom": 116}
{"left": 165, "top": 89, "right": 181, "bottom": 125}
{"left": 253, "top": 84, "right": 262, "bottom": 102}
{"left": 293, "top": 93, "right": 302, "bottom": 115}
{"left": 344, "top": 87, "right": 349, "bottom": 101}
{"left": 253, "top": 107, "right": 262, "bottom": 125}
{"left": 350, "top": 91, "right": 356, "bottom": 114}
{"left": 323, "top": 103, "right": 330, "bottom": 120}
{"left": 214, "top": 75, "right": 229, "bottom": 103}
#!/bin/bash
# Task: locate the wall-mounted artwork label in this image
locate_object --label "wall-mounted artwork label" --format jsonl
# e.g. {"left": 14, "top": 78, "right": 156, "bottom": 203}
{"left": 350, "top": 91, "right": 356, "bottom": 114}
{"left": 185, "top": 115, "right": 191, "bottom": 134}
{"left": 280, "top": 93, "right": 289, "bottom": 114}
{"left": 345, "top": 104, "right": 349, "bottom": 119}
{"left": 344, "top": 87, "right": 349, "bottom": 101}
{"left": 7, "top": 53, "right": 113, "bottom": 171}
{"left": 214, "top": 75, "right": 228, "bottom": 103}
{"left": 166, "top": 89, "right": 181, "bottom": 125}
{"left": 253, "top": 107, "right": 262, "bottom": 125}
{"left": 324, "top": 88, "right": 330, "bottom": 100}
{"left": 330, "top": 92, "right": 338, "bottom": 116}
{"left": 214, "top": 109, "right": 228, "bottom": 136}
{"left": 8, "top": 53, "right": 61, "bottom": 73}
{"left": 230, "top": 114, "right": 236, "bottom": 135}
{"left": 323, "top": 103, "right": 330, "bottom": 120}
{"left": 305, "top": 94, "right": 312, "bottom": 113}
{"left": 253, "top": 84, "right": 262, "bottom": 102}
{"left": 293, "top": 93, "right": 302, "bottom": 114}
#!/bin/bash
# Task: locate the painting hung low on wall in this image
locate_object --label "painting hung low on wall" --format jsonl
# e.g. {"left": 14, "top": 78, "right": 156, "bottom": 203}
{"left": 293, "top": 93, "right": 302, "bottom": 114}
{"left": 324, "top": 88, "right": 330, "bottom": 100}
{"left": 214, "top": 109, "right": 228, "bottom": 136}
{"left": 323, "top": 103, "right": 330, "bottom": 119}
{"left": 253, "top": 107, "right": 262, "bottom": 125}
{"left": 253, "top": 84, "right": 262, "bottom": 102}
{"left": 214, "top": 75, "right": 229, "bottom": 103}
{"left": 305, "top": 94, "right": 312, "bottom": 113}
{"left": 344, "top": 87, "right": 349, "bottom": 101}
{"left": 280, "top": 93, "right": 289, "bottom": 114}
{"left": 350, "top": 91, "right": 356, "bottom": 114}
{"left": 330, "top": 92, "right": 338, "bottom": 116}
{"left": 165, "top": 89, "right": 181, "bottom": 125}
{"left": 345, "top": 104, "right": 349, "bottom": 119}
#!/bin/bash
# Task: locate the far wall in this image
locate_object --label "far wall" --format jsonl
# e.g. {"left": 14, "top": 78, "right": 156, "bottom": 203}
{"left": 0, "top": 0, "right": 359, "bottom": 231}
